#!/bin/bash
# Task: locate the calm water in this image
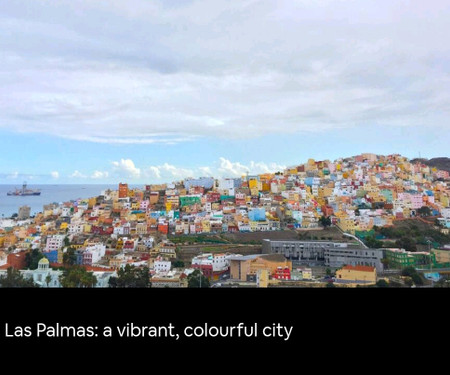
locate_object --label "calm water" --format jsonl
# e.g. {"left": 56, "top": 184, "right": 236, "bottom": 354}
{"left": 0, "top": 184, "right": 121, "bottom": 218}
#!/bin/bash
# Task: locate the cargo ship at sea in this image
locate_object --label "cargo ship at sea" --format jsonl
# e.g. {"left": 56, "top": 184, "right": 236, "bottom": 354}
{"left": 7, "top": 182, "right": 41, "bottom": 196}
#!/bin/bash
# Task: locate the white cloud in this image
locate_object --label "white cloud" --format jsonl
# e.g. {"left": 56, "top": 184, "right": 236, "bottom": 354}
{"left": 70, "top": 170, "right": 87, "bottom": 178}
{"left": 144, "top": 163, "right": 194, "bottom": 181}
{"left": 50, "top": 171, "right": 59, "bottom": 179}
{"left": 198, "top": 166, "right": 213, "bottom": 177}
{"left": 218, "top": 157, "right": 250, "bottom": 177}
{"left": 217, "top": 158, "right": 286, "bottom": 177}
{"left": 112, "top": 159, "right": 141, "bottom": 178}
{"left": 0, "top": 1, "right": 449, "bottom": 145}
{"left": 7, "top": 172, "right": 19, "bottom": 179}
{"left": 91, "top": 170, "right": 109, "bottom": 179}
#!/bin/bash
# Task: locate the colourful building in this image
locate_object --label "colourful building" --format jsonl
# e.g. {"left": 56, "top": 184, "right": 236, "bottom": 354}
{"left": 335, "top": 265, "right": 377, "bottom": 285}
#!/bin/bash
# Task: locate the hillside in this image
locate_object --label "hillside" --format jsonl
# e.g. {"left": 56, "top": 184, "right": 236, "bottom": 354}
{"left": 411, "top": 157, "right": 450, "bottom": 172}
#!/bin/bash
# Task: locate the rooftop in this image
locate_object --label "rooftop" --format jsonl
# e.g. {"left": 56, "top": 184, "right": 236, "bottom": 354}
{"left": 341, "top": 265, "right": 375, "bottom": 272}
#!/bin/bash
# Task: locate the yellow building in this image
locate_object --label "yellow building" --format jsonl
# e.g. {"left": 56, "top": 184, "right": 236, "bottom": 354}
{"left": 201, "top": 220, "right": 211, "bottom": 233}
{"left": 248, "top": 179, "right": 259, "bottom": 190}
{"left": 432, "top": 249, "right": 450, "bottom": 264}
{"left": 337, "top": 217, "right": 356, "bottom": 234}
{"left": 229, "top": 254, "right": 292, "bottom": 281}
{"left": 257, "top": 269, "right": 269, "bottom": 288}
{"left": 335, "top": 265, "right": 377, "bottom": 285}
{"left": 60, "top": 222, "right": 68, "bottom": 231}
{"left": 88, "top": 197, "right": 96, "bottom": 209}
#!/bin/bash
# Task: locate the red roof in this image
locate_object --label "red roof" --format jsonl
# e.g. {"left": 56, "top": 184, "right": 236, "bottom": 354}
{"left": 341, "top": 265, "right": 375, "bottom": 272}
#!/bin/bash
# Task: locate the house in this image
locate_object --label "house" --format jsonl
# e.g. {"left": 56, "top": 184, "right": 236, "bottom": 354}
{"left": 229, "top": 254, "right": 292, "bottom": 282}
{"left": 335, "top": 265, "right": 376, "bottom": 285}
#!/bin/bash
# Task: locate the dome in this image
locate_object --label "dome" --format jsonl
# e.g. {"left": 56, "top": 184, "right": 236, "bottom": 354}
{"left": 38, "top": 257, "right": 49, "bottom": 265}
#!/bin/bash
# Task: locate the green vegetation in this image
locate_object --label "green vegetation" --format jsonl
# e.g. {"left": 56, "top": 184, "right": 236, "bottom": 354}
{"left": 25, "top": 249, "right": 45, "bottom": 270}
{"left": 318, "top": 215, "right": 331, "bottom": 228}
{"left": 171, "top": 260, "right": 185, "bottom": 268}
{"left": 376, "top": 279, "right": 389, "bottom": 288}
{"left": 0, "top": 267, "right": 37, "bottom": 288}
{"left": 168, "top": 234, "right": 228, "bottom": 245}
{"left": 59, "top": 266, "right": 97, "bottom": 288}
{"left": 401, "top": 266, "right": 424, "bottom": 286}
{"left": 364, "top": 235, "right": 383, "bottom": 249}
{"left": 187, "top": 269, "right": 210, "bottom": 288}
{"left": 373, "top": 220, "right": 450, "bottom": 248}
{"left": 63, "top": 236, "right": 70, "bottom": 247}
{"left": 417, "top": 206, "right": 432, "bottom": 217}
{"left": 395, "top": 237, "right": 417, "bottom": 252}
{"left": 108, "top": 264, "right": 151, "bottom": 288}
{"left": 63, "top": 247, "right": 77, "bottom": 266}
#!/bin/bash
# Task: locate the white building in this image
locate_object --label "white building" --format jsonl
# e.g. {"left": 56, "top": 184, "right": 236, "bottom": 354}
{"left": 84, "top": 243, "right": 106, "bottom": 265}
{"left": 45, "top": 235, "right": 65, "bottom": 251}
{"left": 68, "top": 223, "right": 84, "bottom": 234}
{"left": 20, "top": 258, "right": 62, "bottom": 288}
{"left": 191, "top": 253, "right": 230, "bottom": 272}
{"left": 154, "top": 258, "right": 172, "bottom": 273}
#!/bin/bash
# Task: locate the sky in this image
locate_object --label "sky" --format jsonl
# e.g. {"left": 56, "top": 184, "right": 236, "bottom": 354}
{"left": 0, "top": 0, "right": 449, "bottom": 184}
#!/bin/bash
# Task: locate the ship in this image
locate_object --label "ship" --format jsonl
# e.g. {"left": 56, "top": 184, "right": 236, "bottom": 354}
{"left": 7, "top": 182, "right": 41, "bottom": 196}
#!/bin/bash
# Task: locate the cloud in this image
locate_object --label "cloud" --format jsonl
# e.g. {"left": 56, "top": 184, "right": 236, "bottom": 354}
{"left": 198, "top": 166, "right": 213, "bottom": 177}
{"left": 7, "top": 172, "right": 19, "bottom": 179}
{"left": 218, "top": 158, "right": 250, "bottom": 177}
{"left": 144, "top": 163, "right": 194, "bottom": 181}
{"left": 217, "top": 158, "right": 286, "bottom": 177}
{"left": 91, "top": 170, "right": 109, "bottom": 179}
{"left": 70, "top": 170, "right": 87, "bottom": 178}
{"left": 112, "top": 159, "right": 141, "bottom": 178}
{"left": 50, "top": 171, "right": 59, "bottom": 179}
{"left": 0, "top": 1, "right": 449, "bottom": 145}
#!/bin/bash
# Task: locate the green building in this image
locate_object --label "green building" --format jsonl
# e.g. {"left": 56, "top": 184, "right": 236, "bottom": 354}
{"left": 385, "top": 248, "right": 436, "bottom": 269}
{"left": 179, "top": 196, "right": 201, "bottom": 207}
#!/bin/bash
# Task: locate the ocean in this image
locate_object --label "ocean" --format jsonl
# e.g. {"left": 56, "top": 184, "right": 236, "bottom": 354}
{"left": 0, "top": 184, "right": 137, "bottom": 218}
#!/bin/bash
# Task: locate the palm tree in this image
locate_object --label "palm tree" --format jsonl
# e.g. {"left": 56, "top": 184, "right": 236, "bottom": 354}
{"left": 45, "top": 274, "right": 52, "bottom": 287}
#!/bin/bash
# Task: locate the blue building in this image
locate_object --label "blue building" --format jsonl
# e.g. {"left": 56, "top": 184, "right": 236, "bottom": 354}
{"left": 248, "top": 208, "right": 266, "bottom": 221}
{"left": 43, "top": 250, "right": 58, "bottom": 264}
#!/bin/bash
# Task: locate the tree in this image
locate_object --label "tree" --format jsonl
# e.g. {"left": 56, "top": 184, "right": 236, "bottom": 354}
{"left": 63, "top": 247, "right": 77, "bottom": 266}
{"left": 187, "top": 269, "right": 210, "bottom": 288}
{"left": 172, "top": 260, "right": 185, "bottom": 268}
{"left": 401, "top": 266, "right": 423, "bottom": 286}
{"left": 63, "top": 236, "right": 70, "bottom": 247}
{"left": 325, "top": 282, "right": 336, "bottom": 288}
{"left": 108, "top": 264, "right": 150, "bottom": 288}
{"left": 0, "top": 267, "right": 37, "bottom": 288}
{"left": 45, "top": 274, "right": 52, "bottom": 287}
{"left": 25, "top": 249, "right": 45, "bottom": 270}
{"left": 318, "top": 215, "right": 331, "bottom": 228}
{"left": 395, "top": 237, "right": 417, "bottom": 252}
{"left": 60, "top": 266, "right": 97, "bottom": 288}
{"left": 365, "top": 235, "right": 383, "bottom": 249}
{"left": 376, "top": 279, "right": 389, "bottom": 288}
{"left": 417, "top": 206, "right": 432, "bottom": 217}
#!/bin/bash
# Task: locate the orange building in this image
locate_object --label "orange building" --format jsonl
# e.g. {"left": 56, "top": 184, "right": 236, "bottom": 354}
{"left": 118, "top": 183, "right": 128, "bottom": 198}
{"left": 229, "top": 254, "right": 292, "bottom": 281}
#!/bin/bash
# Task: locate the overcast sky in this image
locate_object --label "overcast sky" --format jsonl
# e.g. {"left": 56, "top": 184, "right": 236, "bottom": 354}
{"left": 0, "top": 0, "right": 449, "bottom": 183}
